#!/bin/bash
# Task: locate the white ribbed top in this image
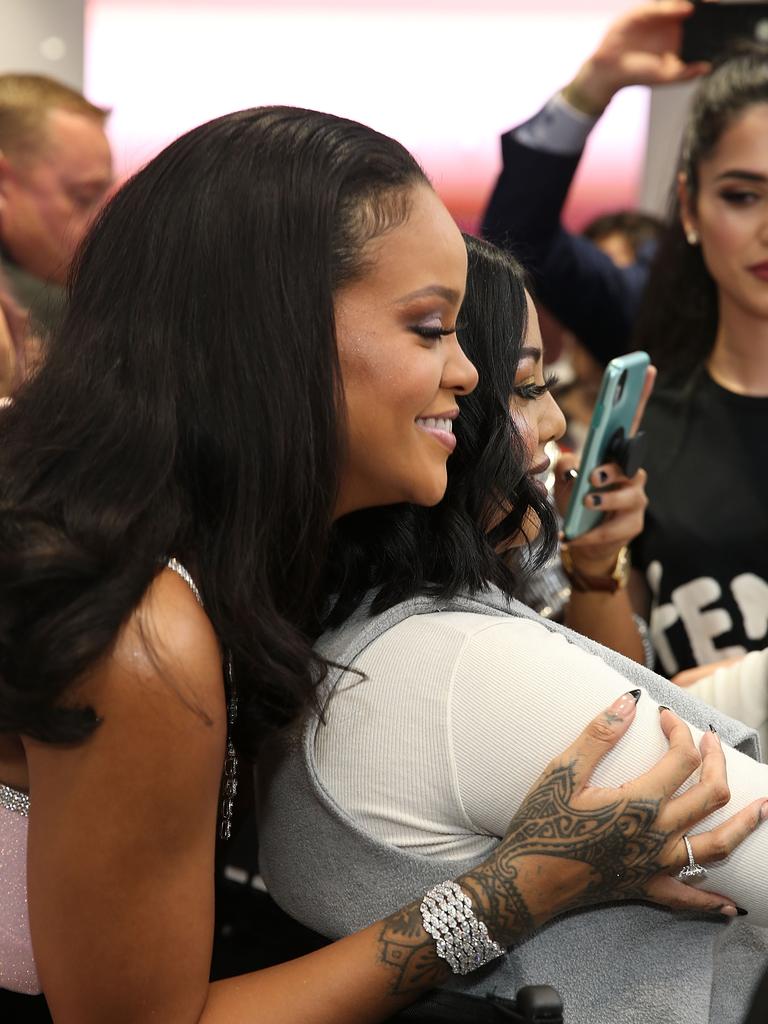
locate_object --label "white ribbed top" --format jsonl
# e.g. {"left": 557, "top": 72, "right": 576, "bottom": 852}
{"left": 316, "top": 611, "right": 768, "bottom": 922}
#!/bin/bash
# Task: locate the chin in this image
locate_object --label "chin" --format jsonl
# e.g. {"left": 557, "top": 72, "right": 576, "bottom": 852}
{"left": 409, "top": 474, "right": 449, "bottom": 509}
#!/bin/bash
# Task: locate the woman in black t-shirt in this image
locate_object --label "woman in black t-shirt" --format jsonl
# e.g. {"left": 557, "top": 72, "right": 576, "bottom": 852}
{"left": 631, "top": 46, "right": 768, "bottom": 680}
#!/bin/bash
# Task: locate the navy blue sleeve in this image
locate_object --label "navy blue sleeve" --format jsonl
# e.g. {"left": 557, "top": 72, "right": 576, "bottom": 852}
{"left": 480, "top": 131, "right": 652, "bottom": 365}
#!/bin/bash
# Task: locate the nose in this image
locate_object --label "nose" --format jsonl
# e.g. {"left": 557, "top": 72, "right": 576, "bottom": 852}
{"left": 443, "top": 335, "right": 479, "bottom": 396}
{"left": 542, "top": 391, "right": 566, "bottom": 447}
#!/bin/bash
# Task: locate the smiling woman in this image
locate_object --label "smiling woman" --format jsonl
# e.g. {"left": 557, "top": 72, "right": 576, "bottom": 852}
{"left": 334, "top": 184, "right": 476, "bottom": 516}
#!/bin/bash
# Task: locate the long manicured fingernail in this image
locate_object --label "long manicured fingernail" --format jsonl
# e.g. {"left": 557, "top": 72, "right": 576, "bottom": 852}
{"left": 611, "top": 691, "right": 641, "bottom": 717}
{"left": 719, "top": 905, "right": 748, "bottom": 918}
{"left": 596, "top": 469, "right": 609, "bottom": 484}
{"left": 658, "top": 705, "right": 671, "bottom": 714}
{"left": 709, "top": 724, "right": 718, "bottom": 733}
{"left": 629, "top": 689, "right": 641, "bottom": 702}
{"left": 590, "top": 494, "right": 602, "bottom": 507}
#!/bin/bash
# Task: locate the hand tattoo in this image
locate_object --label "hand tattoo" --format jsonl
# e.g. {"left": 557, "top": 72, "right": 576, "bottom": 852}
{"left": 459, "top": 759, "right": 665, "bottom": 947}
{"left": 377, "top": 759, "right": 666, "bottom": 994}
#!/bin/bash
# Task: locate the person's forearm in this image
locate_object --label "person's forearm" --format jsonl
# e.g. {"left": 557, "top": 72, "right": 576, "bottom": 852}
{"left": 202, "top": 914, "right": 447, "bottom": 1024}
{"left": 203, "top": 883, "right": 535, "bottom": 1024}
{"left": 561, "top": 62, "right": 619, "bottom": 118}
{"left": 565, "top": 588, "right": 645, "bottom": 664}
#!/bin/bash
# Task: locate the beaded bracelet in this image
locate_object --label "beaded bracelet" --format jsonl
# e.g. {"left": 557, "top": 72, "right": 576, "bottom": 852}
{"left": 420, "top": 880, "right": 506, "bottom": 975}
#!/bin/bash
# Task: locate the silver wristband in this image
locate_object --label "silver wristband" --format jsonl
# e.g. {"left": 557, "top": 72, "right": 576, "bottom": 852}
{"left": 420, "top": 880, "right": 506, "bottom": 975}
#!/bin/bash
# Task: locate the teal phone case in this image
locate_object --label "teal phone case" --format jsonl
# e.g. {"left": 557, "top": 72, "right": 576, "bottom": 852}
{"left": 562, "top": 351, "right": 650, "bottom": 540}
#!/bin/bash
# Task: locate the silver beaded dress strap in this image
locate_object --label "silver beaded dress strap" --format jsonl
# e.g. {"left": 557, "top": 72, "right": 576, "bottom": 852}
{"left": 0, "top": 781, "right": 29, "bottom": 816}
{"left": 166, "top": 558, "right": 239, "bottom": 840}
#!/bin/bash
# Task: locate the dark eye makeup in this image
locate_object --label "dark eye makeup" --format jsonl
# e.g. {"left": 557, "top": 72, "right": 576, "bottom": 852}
{"left": 409, "top": 323, "right": 462, "bottom": 340}
{"left": 513, "top": 371, "right": 559, "bottom": 401}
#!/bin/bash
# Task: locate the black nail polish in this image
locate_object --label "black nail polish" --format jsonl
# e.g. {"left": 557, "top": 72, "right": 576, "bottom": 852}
{"left": 591, "top": 494, "right": 602, "bottom": 507}
{"left": 629, "top": 689, "right": 642, "bottom": 703}
{"left": 597, "top": 470, "right": 609, "bottom": 484}
{"left": 658, "top": 705, "right": 671, "bottom": 713}
{"left": 736, "top": 907, "right": 749, "bottom": 916}
{"left": 709, "top": 724, "right": 718, "bottom": 734}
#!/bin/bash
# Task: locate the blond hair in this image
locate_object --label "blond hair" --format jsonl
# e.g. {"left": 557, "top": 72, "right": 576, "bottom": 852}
{"left": 0, "top": 74, "right": 109, "bottom": 161}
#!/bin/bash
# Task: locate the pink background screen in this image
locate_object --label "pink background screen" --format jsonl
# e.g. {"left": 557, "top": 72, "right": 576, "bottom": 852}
{"left": 86, "top": 0, "right": 647, "bottom": 232}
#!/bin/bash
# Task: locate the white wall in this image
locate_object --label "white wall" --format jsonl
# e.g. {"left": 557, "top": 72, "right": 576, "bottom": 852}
{"left": 0, "top": 0, "right": 85, "bottom": 90}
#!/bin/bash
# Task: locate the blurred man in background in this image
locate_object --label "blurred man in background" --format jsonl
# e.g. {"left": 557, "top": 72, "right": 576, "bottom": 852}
{"left": 0, "top": 74, "right": 112, "bottom": 335}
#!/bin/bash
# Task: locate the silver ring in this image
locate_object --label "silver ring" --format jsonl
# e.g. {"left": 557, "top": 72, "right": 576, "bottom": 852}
{"left": 677, "top": 834, "right": 708, "bottom": 883}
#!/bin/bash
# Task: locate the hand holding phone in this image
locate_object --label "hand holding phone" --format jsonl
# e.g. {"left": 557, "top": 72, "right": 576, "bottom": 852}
{"left": 562, "top": 352, "right": 652, "bottom": 540}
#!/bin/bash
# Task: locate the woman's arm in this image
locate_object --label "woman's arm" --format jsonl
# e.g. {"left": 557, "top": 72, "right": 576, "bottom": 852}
{"left": 555, "top": 363, "right": 656, "bottom": 664}
{"left": 25, "top": 573, "right": 761, "bottom": 1023}
{"left": 556, "top": 455, "right": 647, "bottom": 663}
{"left": 677, "top": 651, "right": 768, "bottom": 760}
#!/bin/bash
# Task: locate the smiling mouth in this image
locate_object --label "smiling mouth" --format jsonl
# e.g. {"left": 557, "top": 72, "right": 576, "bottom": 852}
{"left": 416, "top": 416, "right": 457, "bottom": 453}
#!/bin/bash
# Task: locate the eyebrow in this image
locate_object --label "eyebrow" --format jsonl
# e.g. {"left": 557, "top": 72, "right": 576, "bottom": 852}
{"left": 518, "top": 346, "right": 542, "bottom": 364}
{"left": 715, "top": 169, "right": 768, "bottom": 183}
{"left": 396, "top": 285, "right": 462, "bottom": 306}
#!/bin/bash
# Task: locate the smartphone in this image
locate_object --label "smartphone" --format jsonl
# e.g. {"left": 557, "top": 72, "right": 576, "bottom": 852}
{"left": 681, "top": 3, "right": 768, "bottom": 64}
{"left": 562, "top": 351, "right": 650, "bottom": 541}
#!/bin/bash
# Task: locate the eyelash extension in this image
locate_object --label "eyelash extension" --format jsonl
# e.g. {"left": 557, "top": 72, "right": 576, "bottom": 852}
{"left": 410, "top": 321, "right": 464, "bottom": 340}
{"left": 514, "top": 371, "right": 560, "bottom": 401}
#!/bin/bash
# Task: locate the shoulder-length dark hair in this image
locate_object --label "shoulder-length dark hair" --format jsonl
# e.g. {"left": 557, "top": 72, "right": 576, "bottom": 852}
{"left": 634, "top": 46, "right": 768, "bottom": 379}
{"left": 0, "top": 106, "right": 426, "bottom": 752}
{"left": 325, "top": 235, "right": 558, "bottom": 625}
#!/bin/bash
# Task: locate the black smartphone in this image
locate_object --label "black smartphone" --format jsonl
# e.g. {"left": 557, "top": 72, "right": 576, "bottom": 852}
{"left": 681, "top": 3, "right": 768, "bottom": 64}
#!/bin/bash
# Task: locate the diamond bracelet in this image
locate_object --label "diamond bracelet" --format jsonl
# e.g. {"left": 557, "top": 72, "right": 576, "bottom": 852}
{"left": 420, "top": 880, "right": 506, "bottom": 975}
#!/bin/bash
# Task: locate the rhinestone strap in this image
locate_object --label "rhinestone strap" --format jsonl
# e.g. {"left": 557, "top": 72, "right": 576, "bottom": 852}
{"left": 0, "top": 782, "right": 30, "bottom": 816}
{"left": 166, "top": 558, "right": 203, "bottom": 607}
{"left": 166, "top": 558, "right": 238, "bottom": 841}
{"left": 420, "top": 880, "right": 505, "bottom": 975}
{"left": 219, "top": 652, "right": 238, "bottom": 841}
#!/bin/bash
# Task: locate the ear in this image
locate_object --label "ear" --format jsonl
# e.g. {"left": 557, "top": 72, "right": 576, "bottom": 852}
{"left": 677, "top": 172, "right": 699, "bottom": 244}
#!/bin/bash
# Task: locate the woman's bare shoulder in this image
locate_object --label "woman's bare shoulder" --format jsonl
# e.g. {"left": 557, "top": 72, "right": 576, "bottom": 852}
{"left": 24, "top": 566, "right": 227, "bottom": 771}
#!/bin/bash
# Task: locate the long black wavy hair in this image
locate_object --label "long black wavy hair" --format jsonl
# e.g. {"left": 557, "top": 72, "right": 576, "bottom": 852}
{"left": 325, "top": 235, "right": 559, "bottom": 625}
{"left": 0, "top": 106, "right": 427, "bottom": 752}
{"left": 633, "top": 46, "right": 768, "bottom": 379}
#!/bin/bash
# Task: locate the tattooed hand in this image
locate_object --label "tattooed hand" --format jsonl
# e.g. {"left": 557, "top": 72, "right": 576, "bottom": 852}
{"left": 458, "top": 693, "right": 768, "bottom": 948}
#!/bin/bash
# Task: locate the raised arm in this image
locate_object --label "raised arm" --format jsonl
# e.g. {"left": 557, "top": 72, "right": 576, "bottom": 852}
{"left": 481, "top": 1, "right": 709, "bottom": 363}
